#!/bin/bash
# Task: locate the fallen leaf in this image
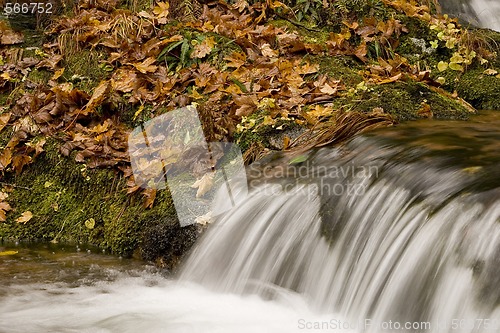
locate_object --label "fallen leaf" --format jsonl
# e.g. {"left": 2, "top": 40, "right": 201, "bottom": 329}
{"left": 191, "top": 37, "right": 216, "bottom": 59}
{"left": 16, "top": 211, "right": 33, "bottom": 224}
{"left": 0, "top": 250, "right": 18, "bottom": 256}
{"left": 191, "top": 172, "right": 215, "bottom": 198}
{"left": 132, "top": 57, "right": 158, "bottom": 74}
{"left": 260, "top": 43, "right": 279, "bottom": 58}
{"left": 0, "top": 201, "right": 11, "bottom": 222}
{"left": 84, "top": 218, "right": 95, "bottom": 229}
{"left": 83, "top": 80, "right": 110, "bottom": 114}
{"left": 483, "top": 69, "right": 498, "bottom": 76}
{"left": 0, "top": 113, "right": 10, "bottom": 134}
{"left": 320, "top": 83, "right": 338, "bottom": 95}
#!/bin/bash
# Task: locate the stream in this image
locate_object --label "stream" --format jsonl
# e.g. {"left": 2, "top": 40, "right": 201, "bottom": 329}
{"left": 1, "top": 111, "right": 499, "bottom": 332}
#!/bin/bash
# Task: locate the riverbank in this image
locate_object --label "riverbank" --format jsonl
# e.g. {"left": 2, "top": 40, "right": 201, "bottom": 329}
{"left": 0, "top": 0, "right": 499, "bottom": 267}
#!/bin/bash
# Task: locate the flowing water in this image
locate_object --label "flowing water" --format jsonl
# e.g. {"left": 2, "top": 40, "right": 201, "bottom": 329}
{"left": 441, "top": 0, "right": 500, "bottom": 31}
{"left": 1, "top": 112, "right": 500, "bottom": 332}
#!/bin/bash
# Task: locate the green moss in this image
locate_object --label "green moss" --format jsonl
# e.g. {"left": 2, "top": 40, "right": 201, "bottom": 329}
{"left": 62, "top": 50, "right": 110, "bottom": 92}
{"left": 347, "top": 80, "right": 474, "bottom": 121}
{"left": 317, "top": 55, "right": 363, "bottom": 85}
{"left": 455, "top": 68, "right": 500, "bottom": 110}
{"left": 235, "top": 115, "right": 302, "bottom": 153}
{"left": 0, "top": 137, "right": 178, "bottom": 256}
{"left": 27, "top": 69, "right": 52, "bottom": 85}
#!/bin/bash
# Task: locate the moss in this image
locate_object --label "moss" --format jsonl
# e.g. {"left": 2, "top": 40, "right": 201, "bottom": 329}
{"left": 307, "top": 54, "right": 364, "bottom": 86}
{"left": 455, "top": 68, "right": 500, "bottom": 110}
{"left": 235, "top": 114, "right": 303, "bottom": 153}
{"left": 0, "top": 137, "right": 180, "bottom": 257}
{"left": 62, "top": 49, "right": 110, "bottom": 92}
{"left": 347, "top": 80, "right": 473, "bottom": 121}
{"left": 27, "top": 69, "right": 52, "bottom": 85}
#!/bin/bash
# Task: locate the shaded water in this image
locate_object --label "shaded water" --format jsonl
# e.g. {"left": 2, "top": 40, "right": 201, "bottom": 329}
{"left": 1, "top": 112, "right": 500, "bottom": 332}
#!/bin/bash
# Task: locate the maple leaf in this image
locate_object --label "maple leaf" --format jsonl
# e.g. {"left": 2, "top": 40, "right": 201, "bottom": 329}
{"left": 320, "top": 83, "right": 338, "bottom": 95}
{"left": 12, "top": 154, "right": 32, "bottom": 175}
{"left": 260, "top": 43, "right": 279, "bottom": 58}
{"left": 191, "top": 172, "right": 215, "bottom": 198}
{"left": 16, "top": 211, "right": 33, "bottom": 224}
{"left": 191, "top": 37, "right": 216, "bottom": 59}
{"left": 153, "top": 2, "right": 169, "bottom": 19}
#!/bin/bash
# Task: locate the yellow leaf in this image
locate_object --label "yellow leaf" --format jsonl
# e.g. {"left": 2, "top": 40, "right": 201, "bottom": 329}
{"left": 51, "top": 68, "right": 65, "bottom": 81}
{"left": 16, "top": 211, "right": 33, "bottom": 224}
{"left": 483, "top": 69, "right": 498, "bottom": 76}
{"left": 449, "top": 62, "right": 463, "bottom": 71}
{"left": 435, "top": 76, "right": 446, "bottom": 85}
{"left": 437, "top": 61, "right": 448, "bottom": 72}
{"left": 84, "top": 218, "right": 95, "bottom": 229}
{"left": 191, "top": 37, "right": 216, "bottom": 59}
{"left": 0, "top": 250, "right": 18, "bottom": 256}
{"left": 153, "top": 2, "right": 169, "bottom": 18}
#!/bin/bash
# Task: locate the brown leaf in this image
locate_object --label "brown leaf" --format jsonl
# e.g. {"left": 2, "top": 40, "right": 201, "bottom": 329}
{"left": 191, "top": 37, "right": 216, "bottom": 59}
{"left": 16, "top": 211, "right": 33, "bottom": 224}
{"left": 0, "top": 148, "right": 12, "bottom": 170}
{"left": 0, "top": 113, "right": 11, "bottom": 134}
{"left": 83, "top": 81, "right": 110, "bottom": 114}
{"left": 0, "top": 201, "right": 12, "bottom": 222}
{"left": 142, "top": 188, "right": 157, "bottom": 208}
{"left": 12, "top": 154, "right": 32, "bottom": 175}
{"left": 132, "top": 57, "right": 158, "bottom": 74}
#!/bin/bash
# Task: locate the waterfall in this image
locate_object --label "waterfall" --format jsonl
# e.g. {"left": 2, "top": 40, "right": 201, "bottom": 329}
{"left": 181, "top": 123, "right": 500, "bottom": 332}
{"left": 441, "top": 0, "right": 500, "bottom": 31}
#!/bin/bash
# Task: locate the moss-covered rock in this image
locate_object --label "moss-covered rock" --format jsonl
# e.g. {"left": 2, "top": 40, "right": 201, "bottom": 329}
{"left": 0, "top": 137, "right": 196, "bottom": 261}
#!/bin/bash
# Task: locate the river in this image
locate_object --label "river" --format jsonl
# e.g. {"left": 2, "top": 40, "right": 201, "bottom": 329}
{"left": 1, "top": 111, "right": 499, "bottom": 332}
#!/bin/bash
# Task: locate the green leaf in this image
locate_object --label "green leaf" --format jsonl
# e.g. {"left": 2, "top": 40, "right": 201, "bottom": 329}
{"left": 230, "top": 77, "right": 248, "bottom": 93}
{"left": 449, "top": 62, "right": 464, "bottom": 71}
{"left": 289, "top": 154, "right": 308, "bottom": 164}
{"left": 437, "top": 61, "right": 448, "bottom": 72}
{"left": 180, "top": 39, "right": 191, "bottom": 67}
{"left": 157, "top": 40, "right": 184, "bottom": 61}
